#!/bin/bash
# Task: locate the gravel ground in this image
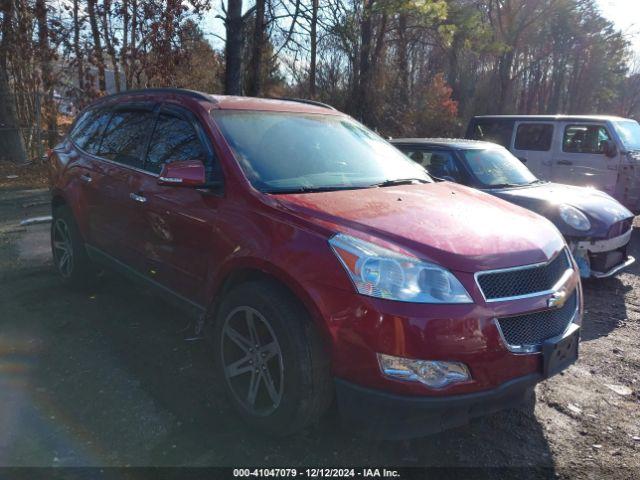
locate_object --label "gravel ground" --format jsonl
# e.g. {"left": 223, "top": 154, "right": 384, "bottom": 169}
{"left": 0, "top": 187, "right": 639, "bottom": 477}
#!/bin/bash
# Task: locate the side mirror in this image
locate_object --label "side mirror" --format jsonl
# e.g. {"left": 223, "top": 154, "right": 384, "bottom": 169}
{"left": 158, "top": 159, "right": 207, "bottom": 187}
{"left": 602, "top": 140, "right": 617, "bottom": 158}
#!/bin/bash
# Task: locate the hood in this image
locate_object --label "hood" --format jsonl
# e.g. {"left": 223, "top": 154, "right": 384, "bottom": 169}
{"left": 490, "top": 182, "right": 634, "bottom": 238}
{"left": 273, "top": 182, "right": 565, "bottom": 273}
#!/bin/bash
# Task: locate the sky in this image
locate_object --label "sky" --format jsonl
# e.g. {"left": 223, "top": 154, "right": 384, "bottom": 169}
{"left": 597, "top": 0, "right": 640, "bottom": 57}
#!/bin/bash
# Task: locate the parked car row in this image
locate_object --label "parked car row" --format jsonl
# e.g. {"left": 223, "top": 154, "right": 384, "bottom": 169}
{"left": 49, "top": 89, "right": 634, "bottom": 440}
{"left": 391, "top": 138, "right": 635, "bottom": 279}
{"left": 466, "top": 115, "right": 640, "bottom": 214}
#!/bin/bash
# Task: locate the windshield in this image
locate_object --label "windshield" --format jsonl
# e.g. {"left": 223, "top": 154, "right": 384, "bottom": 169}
{"left": 459, "top": 147, "right": 538, "bottom": 188}
{"left": 612, "top": 120, "right": 640, "bottom": 151}
{"left": 212, "top": 111, "right": 431, "bottom": 192}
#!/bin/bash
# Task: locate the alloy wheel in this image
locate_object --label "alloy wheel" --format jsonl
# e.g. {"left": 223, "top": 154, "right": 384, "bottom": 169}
{"left": 220, "top": 306, "right": 284, "bottom": 416}
{"left": 52, "top": 218, "right": 74, "bottom": 278}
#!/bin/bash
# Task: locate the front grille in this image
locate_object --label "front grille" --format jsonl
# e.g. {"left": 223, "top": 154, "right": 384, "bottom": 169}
{"left": 497, "top": 290, "right": 578, "bottom": 350}
{"left": 606, "top": 218, "right": 633, "bottom": 239}
{"left": 476, "top": 250, "right": 572, "bottom": 301}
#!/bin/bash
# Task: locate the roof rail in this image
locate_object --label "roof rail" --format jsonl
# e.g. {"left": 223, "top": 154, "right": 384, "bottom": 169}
{"left": 93, "top": 87, "right": 214, "bottom": 104}
{"left": 270, "top": 97, "right": 337, "bottom": 111}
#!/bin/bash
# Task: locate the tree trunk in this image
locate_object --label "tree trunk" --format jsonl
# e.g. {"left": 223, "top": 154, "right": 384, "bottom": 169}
{"left": 121, "top": 0, "right": 130, "bottom": 89}
{"left": 35, "top": 0, "right": 57, "bottom": 148}
{"left": 73, "top": 0, "right": 85, "bottom": 94}
{"left": 396, "top": 13, "right": 409, "bottom": 106}
{"left": 130, "top": 0, "right": 138, "bottom": 88}
{"left": 101, "top": 0, "right": 121, "bottom": 93}
{"left": 248, "top": 0, "right": 265, "bottom": 96}
{"left": 447, "top": 31, "right": 463, "bottom": 102}
{"left": 355, "top": 0, "right": 374, "bottom": 123}
{"left": 225, "top": 0, "right": 243, "bottom": 95}
{"left": 0, "top": 0, "right": 28, "bottom": 163}
{"left": 87, "top": 0, "right": 106, "bottom": 93}
{"left": 309, "top": 0, "right": 318, "bottom": 98}
{"left": 497, "top": 50, "right": 515, "bottom": 113}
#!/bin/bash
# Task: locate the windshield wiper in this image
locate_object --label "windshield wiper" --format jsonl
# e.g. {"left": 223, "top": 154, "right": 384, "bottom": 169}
{"left": 371, "top": 178, "right": 430, "bottom": 188}
{"left": 264, "top": 185, "right": 369, "bottom": 194}
{"left": 488, "top": 183, "right": 525, "bottom": 189}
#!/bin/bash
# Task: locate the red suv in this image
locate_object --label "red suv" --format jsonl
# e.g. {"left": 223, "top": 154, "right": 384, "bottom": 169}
{"left": 49, "top": 89, "right": 582, "bottom": 439}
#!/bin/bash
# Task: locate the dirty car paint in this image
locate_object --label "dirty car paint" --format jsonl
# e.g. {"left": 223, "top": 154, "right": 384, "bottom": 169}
{"left": 274, "top": 182, "right": 565, "bottom": 272}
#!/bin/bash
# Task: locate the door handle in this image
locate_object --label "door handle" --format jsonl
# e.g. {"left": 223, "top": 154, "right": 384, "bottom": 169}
{"left": 80, "top": 173, "right": 92, "bottom": 183}
{"left": 557, "top": 160, "right": 573, "bottom": 166}
{"left": 129, "top": 192, "right": 147, "bottom": 203}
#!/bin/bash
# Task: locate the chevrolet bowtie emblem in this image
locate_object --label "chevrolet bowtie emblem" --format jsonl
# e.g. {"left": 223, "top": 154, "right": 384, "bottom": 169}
{"left": 548, "top": 290, "right": 568, "bottom": 309}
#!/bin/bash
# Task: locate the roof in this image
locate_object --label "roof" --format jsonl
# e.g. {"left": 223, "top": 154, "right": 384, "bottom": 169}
{"left": 90, "top": 88, "right": 339, "bottom": 115}
{"left": 471, "top": 114, "right": 628, "bottom": 122}
{"left": 391, "top": 138, "right": 499, "bottom": 149}
{"left": 208, "top": 95, "right": 338, "bottom": 114}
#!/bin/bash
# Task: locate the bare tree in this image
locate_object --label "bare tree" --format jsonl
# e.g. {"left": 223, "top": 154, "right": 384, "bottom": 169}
{"left": 248, "top": 0, "right": 266, "bottom": 95}
{"left": 225, "top": 0, "right": 244, "bottom": 94}
{"left": 309, "top": 0, "right": 318, "bottom": 97}
{"left": 35, "top": 0, "right": 57, "bottom": 147}
{"left": 0, "top": 0, "right": 28, "bottom": 163}
{"left": 87, "top": 0, "right": 106, "bottom": 92}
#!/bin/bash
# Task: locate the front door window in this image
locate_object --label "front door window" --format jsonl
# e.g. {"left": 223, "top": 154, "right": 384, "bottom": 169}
{"left": 404, "top": 149, "right": 463, "bottom": 182}
{"left": 563, "top": 125, "right": 611, "bottom": 155}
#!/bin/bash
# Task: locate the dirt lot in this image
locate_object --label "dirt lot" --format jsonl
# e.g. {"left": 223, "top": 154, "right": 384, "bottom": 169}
{"left": 0, "top": 186, "right": 639, "bottom": 477}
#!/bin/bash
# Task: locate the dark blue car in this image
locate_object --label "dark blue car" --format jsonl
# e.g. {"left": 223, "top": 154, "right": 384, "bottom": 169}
{"left": 391, "top": 138, "right": 635, "bottom": 279}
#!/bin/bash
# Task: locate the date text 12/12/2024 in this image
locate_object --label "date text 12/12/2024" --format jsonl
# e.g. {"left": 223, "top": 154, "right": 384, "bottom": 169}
{"left": 233, "top": 469, "right": 401, "bottom": 478}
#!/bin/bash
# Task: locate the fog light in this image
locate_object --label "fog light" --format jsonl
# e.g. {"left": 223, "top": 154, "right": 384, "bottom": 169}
{"left": 377, "top": 354, "right": 471, "bottom": 388}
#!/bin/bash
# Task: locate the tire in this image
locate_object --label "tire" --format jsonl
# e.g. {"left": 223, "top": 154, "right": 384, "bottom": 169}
{"left": 211, "top": 281, "right": 333, "bottom": 436}
{"left": 51, "top": 205, "right": 96, "bottom": 288}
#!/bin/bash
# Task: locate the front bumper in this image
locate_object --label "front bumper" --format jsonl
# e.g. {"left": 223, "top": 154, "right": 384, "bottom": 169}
{"left": 591, "top": 255, "right": 635, "bottom": 278}
{"left": 336, "top": 373, "right": 541, "bottom": 440}
{"left": 572, "top": 228, "right": 635, "bottom": 278}
{"left": 317, "top": 255, "right": 582, "bottom": 397}
{"left": 336, "top": 321, "right": 580, "bottom": 440}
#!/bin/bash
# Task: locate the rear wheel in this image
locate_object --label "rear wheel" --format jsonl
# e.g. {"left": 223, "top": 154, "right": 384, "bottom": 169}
{"left": 51, "top": 205, "right": 96, "bottom": 288}
{"left": 212, "top": 281, "right": 333, "bottom": 436}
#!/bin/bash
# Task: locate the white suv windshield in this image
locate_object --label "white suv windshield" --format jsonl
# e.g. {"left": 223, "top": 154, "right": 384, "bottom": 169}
{"left": 212, "top": 111, "right": 431, "bottom": 193}
{"left": 613, "top": 120, "right": 640, "bottom": 151}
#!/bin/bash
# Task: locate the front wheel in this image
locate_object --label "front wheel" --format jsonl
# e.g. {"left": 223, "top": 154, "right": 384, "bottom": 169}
{"left": 212, "top": 281, "right": 333, "bottom": 436}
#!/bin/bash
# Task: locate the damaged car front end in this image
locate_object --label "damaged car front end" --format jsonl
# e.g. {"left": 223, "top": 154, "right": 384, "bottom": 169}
{"left": 391, "top": 139, "right": 636, "bottom": 279}
{"left": 492, "top": 182, "right": 635, "bottom": 279}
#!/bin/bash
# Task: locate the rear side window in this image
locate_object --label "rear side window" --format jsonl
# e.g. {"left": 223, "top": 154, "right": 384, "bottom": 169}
{"left": 468, "top": 119, "right": 514, "bottom": 148}
{"left": 146, "top": 112, "right": 206, "bottom": 174}
{"left": 403, "top": 149, "right": 463, "bottom": 182}
{"left": 563, "top": 125, "right": 611, "bottom": 154}
{"left": 99, "top": 110, "right": 155, "bottom": 168}
{"left": 69, "top": 108, "right": 111, "bottom": 154}
{"left": 514, "top": 123, "right": 553, "bottom": 151}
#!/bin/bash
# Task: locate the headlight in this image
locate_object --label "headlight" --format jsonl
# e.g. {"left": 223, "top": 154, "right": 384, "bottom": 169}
{"left": 377, "top": 354, "right": 471, "bottom": 388}
{"left": 559, "top": 204, "right": 591, "bottom": 231}
{"left": 329, "top": 233, "right": 472, "bottom": 303}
